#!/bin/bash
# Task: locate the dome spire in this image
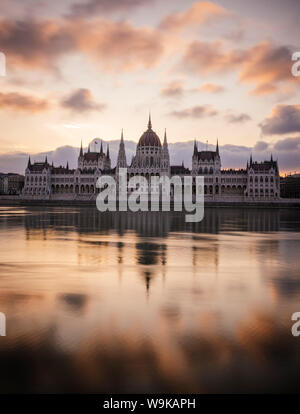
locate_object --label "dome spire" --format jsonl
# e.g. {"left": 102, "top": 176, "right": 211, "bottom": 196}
{"left": 148, "top": 112, "right": 152, "bottom": 129}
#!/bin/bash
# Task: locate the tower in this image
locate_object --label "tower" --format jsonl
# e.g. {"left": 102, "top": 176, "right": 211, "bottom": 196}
{"left": 162, "top": 128, "right": 170, "bottom": 175}
{"left": 116, "top": 129, "right": 127, "bottom": 169}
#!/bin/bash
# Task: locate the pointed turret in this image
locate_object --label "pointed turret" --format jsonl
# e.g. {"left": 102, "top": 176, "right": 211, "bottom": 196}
{"left": 106, "top": 144, "right": 110, "bottom": 159}
{"left": 216, "top": 139, "right": 219, "bottom": 155}
{"left": 163, "top": 128, "right": 167, "bottom": 145}
{"left": 27, "top": 156, "right": 31, "bottom": 168}
{"left": 100, "top": 140, "right": 103, "bottom": 154}
{"left": 193, "top": 140, "right": 198, "bottom": 157}
{"left": 162, "top": 128, "right": 170, "bottom": 172}
{"left": 271, "top": 153, "right": 273, "bottom": 162}
{"left": 88, "top": 144, "right": 90, "bottom": 153}
{"left": 66, "top": 162, "right": 69, "bottom": 170}
{"left": 116, "top": 129, "right": 127, "bottom": 169}
{"left": 250, "top": 154, "right": 253, "bottom": 166}
{"left": 80, "top": 140, "right": 83, "bottom": 157}
{"left": 45, "top": 155, "right": 48, "bottom": 164}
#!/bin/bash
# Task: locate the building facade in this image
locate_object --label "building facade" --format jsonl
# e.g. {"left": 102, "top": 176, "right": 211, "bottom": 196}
{"left": 280, "top": 174, "right": 300, "bottom": 198}
{"left": 22, "top": 116, "right": 280, "bottom": 201}
{"left": 0, "top": 173, "right": 24, "bottom": 195}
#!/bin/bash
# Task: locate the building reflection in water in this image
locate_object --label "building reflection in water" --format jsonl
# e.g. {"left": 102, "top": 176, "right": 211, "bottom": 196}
{"left": 0, "top": 206, "right": 299, "bottom": 392}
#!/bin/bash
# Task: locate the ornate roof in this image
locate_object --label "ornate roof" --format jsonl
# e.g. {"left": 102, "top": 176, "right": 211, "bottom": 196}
{"left": 137, "top": 115, "right": 162, "bottom": 148}
{"left": 250, "top": 161, "right": 278, "bottom": 172}
{"left": 83, "top": 152, "right": 106, "bottom": 161}
{"left": 197, "top": 151, "right": 218, "bottom": 161}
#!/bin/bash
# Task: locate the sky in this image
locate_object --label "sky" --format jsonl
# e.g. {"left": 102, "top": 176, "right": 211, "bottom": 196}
{"left": 0, "top": 0, "right": 300, "bottom": 174}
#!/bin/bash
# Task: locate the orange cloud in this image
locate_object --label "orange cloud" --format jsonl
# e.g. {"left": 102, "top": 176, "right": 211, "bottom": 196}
{"left": 76, "top": 19, "right": 164, "bottom": 72}
{"left": 197, "top": 83, "right": 225, "bottom": 94}
{"left": 0, "top": 92, "right": 49, "bottom": 112}
{"left": 239, "top": 42, "right": 299, "bottom": 95}
{"left": 159, "top": 1, "right": 228, "bottom": 31}
{"left": 160, "top": 80, "right": 184, "bottom": 97}
{"left": 180, "top": 40, "right": 299, "bottom": 95}
{"left": 169, "top": 105, "right": 218, "bottom": 119}
{"left": 61, "top": 88, "right": 106, "bottom": 112}
{"left": 0, "top": 18, "right": 165, "bottom": 73}
{"left": 180, "top": 40, "right": 244, "bottom": 75}
{"left": 0, "top": 20, "right": 75, "bottom": 71}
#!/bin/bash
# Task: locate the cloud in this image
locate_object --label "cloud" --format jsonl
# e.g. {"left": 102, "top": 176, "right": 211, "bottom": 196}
{"left": 180, "top": 40, "right": 244, "bottom": 75}
{"left": 259, "top": 105, "right": 300, "bottom": 135}
{"left": 77, "top": 20, "right": 164, "bottom": 72}
{"left": 68, "top": 0, "right": 153, "bottom": 18}
{"left": 0, "top": 19, "right": 76, "bottom": 71}
{"left": 254, "top": 141, "right": 269, "bottom": 151}
{"left": 0, "top": 92, "right": 48, "bottom": 112}
{"left": 159, "top": 1, "right": 228, "bottom": 31}
{"left": 239, "top": 42, "right": 299, "bottom": 95}
{"left": 169, "top": 105, "right": 218, "bottom": 119}
{"left": 273, "top": 136, "right": 300, "bottom": 151}
{"left": 61, "top": 88, "right": 106, "bottom": 112}
{"left": 180, "top": 40, "right": 299, "bottom": 95}
{"left": 0, "top": 18, "right": 164, "bottom": 73}
{"left": 197, "top": 83, "right": 225, "bottom": 94}
{"left": 160, "top": 81, "right": 184, "bottom": 98}
{"left": 225, "top": 112, "right": 251, "bottom": 124}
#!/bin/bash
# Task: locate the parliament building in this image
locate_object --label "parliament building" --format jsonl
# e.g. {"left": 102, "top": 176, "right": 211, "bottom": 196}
{"left": 22, "top": 116, "right": 280, "bottom": 201}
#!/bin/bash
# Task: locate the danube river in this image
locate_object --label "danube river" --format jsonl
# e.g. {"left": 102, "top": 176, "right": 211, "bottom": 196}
{"left": 0, "top": 206, "right": 300, "bottom": 393}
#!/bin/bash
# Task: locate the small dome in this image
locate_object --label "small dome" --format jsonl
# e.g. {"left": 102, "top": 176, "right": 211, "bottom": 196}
{"left": 137, "top": 115, "right": 161, "bottom": 147}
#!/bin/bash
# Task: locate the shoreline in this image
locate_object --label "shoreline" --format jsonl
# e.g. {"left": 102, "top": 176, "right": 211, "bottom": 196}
{"left": 0, "top": 197, "right": 300, "bottom": 209}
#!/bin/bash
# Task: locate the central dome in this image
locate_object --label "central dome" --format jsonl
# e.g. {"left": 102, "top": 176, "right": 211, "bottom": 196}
{"left": 137, "top": 115, "right": 162, "bottom": 147}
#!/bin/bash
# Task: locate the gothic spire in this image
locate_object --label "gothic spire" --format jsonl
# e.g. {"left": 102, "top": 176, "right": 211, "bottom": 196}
{"left": 27, "top": 155, "right": 31, "bottom": 168}
{"left": 100, "top": 140, "right": 103, "bottom": 154}
{"left": 45, "top": 155, "right": 48, "bottom": 164}
{"left": 250, "top": 153, "right": 253, "bottom": 165}
{"left": 193, "top": 140, "right": 198, "bottom": 156}
{"left": 106, "top": 143, "right": 110, "bottom": 159}
{"left": 66, "top": 161, "right": 69, "bottom": 170}
{"left": 271, "top": 153, "right": 273, "bottom": 162}
{"left": 148, "top": 112, "right": 152, "bottom": 129}
{"left": 80, "top": 140, "right": 83, "bottom": 157}
{"left": 163, "top": 128, "right": 168, "bottom": 146}
{"left": 216, "top": 139, "right": 219, "bottom": 155}
{"left": 117, "top": 129, "right": 127, "bottom": 169}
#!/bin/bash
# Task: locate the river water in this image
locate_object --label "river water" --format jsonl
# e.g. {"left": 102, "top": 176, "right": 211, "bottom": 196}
{"left": 0, "top": 206, "right": 300, "bottom": 393}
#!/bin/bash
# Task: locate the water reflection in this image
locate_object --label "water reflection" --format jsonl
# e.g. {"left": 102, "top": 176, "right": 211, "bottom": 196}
{"left": 0, "top": 206, "right": 299, "bottom": 393}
